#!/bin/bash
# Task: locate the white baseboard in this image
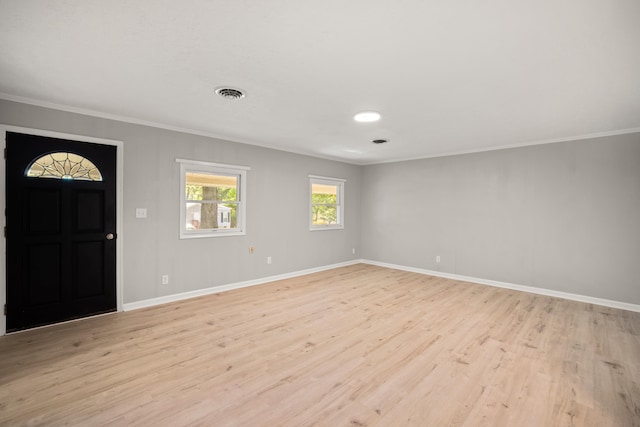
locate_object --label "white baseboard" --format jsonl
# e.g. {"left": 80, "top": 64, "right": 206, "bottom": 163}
{"left": 361, "top": 259, "right": 640, "bottom": 313}
{"left": 123, "top": 258, "right": 640, "bottom": 314}
{"left": 122, "top": 260, "right": 361, "bottom": 311}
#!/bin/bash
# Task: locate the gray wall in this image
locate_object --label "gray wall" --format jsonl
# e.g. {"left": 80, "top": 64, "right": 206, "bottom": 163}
{"left": 2, "top": 99, "right": 639, "bottom": 306}
{"left": 361, "top": 133, "right": 640, "bottom": 304}
{"left": 0, "top": 100, "right": 362, "bottom": 304}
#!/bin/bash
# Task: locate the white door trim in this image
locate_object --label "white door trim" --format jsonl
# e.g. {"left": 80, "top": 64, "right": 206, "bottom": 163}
{"left": 0, "top": 125, "right": 124, "bottom": 335}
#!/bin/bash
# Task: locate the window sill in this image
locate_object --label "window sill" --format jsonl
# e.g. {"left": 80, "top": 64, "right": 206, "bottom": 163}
{"left": 309, "top": 226, "right": 344, "bottom": 232}
{"left": 180, "top": 230, "right": 246, "bottom": 239}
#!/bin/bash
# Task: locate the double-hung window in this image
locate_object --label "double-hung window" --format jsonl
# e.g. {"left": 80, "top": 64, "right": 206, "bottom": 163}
{"left": 178, "top": 159, "right": 249, "bottom": 238}
{"left": 309, "top": 175, "right": 345, "bottom": 230}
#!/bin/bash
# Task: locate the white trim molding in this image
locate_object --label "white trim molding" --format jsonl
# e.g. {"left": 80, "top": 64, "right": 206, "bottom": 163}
{"left": 177, "top": 158, "right": 249, "bottom": 239}
{"left": 360, "top": 128, "right": 640, "bottom": 165}
{"left": 123, "top": 260, "right": 361, "bottom": 311}
{"left": 124, "top": 259, "right": 640, "bottom": 313}
{"left": 176, "top": 158, "right": 251, "bottom": 171}
{"left": 361, "top": 260, "right": 640, "bottom": 313}
{"left": 3, "top": 93, "right": 639, "bottom": 167}
{"left": 0, "top": 92, "right": 358, "bottom": 165}
{"left": 308, "top": 174, "right": 346, "bottom": 182}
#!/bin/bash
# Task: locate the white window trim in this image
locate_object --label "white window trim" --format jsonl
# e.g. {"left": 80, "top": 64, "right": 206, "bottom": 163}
{"left": 309, "top": 175, "right": 345, "bottom": 231}
{"left": 177, "top": 159, "right": 250, "bottom": 239}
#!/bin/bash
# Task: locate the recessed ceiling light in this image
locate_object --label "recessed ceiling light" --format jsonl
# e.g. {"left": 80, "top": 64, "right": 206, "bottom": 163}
{"left": 372, "top": 139, "right": 389, "bottom": 144}
{"left": 354, "top": 111, "right": 381, "bottom": 122}
{"left": 215, "top": 86, "right": 246, "bottom": 100}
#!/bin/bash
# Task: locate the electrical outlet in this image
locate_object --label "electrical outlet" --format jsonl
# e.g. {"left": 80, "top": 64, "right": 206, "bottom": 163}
{"left": 352, "top": 247, "right": 356, "bottom": 254}
{"left": 267, "top": 256, "right": 272, "bottom": 264}
{"left": 161, "top": 275, "right": 169, "bottom": 285}
{"left": 135, "top": 208, "right": 147, "bottom": 219}
{"left": 436, "top": 256, "right": 441, "bottom": 263}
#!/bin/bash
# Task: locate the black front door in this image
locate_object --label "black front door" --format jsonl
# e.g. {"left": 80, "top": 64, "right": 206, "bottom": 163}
{"left": 6, "top": 132, "right": 117, "bottom": 332}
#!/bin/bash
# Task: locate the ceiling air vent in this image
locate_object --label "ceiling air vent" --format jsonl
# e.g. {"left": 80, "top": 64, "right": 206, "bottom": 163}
{"left": 215, "top": 87, "right": 246, "bottom": 100}
{"left": 372, "top": 139, "right": 389, "bottom": 144}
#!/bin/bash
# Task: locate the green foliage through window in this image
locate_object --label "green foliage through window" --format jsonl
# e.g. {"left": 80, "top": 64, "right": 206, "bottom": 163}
{"left": 311, "top": 193, "right": 338, "bottom": 225}
{"left": 310, "top": 180, "right": 342, "bottom": 227}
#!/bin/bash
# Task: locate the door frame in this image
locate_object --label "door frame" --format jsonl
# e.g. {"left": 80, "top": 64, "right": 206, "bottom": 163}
{"left": 0, "top": 125, "right": 124, "bottom": 335}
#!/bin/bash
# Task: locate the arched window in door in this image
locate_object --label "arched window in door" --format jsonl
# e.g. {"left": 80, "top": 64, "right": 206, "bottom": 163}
{"left": 25, "top": 152, "right": 103, "bottom": 181}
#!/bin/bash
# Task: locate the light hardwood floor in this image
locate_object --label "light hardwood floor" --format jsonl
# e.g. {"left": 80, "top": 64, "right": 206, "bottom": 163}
{"left": 1, "top": 264, "right": 639, "bottom": 426}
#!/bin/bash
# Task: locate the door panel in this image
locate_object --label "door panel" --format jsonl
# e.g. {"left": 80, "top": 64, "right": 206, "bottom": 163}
{"left": 6, "top": 131, "right": 117, "bottom": 331}
{"left": 27, "top": 189, "right": 61, "bottom": 233}
{"left": 26, "top": 244, "right": 62, "bottom": 306}
{"left": 74, "top": 241, "right": 105, "bottom": 298}
{"left": 76, "top": 191, "right": 104, "bottom": 232}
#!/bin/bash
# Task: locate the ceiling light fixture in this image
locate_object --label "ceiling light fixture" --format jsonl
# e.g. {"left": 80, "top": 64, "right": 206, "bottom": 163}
{"left": 215, "top": 86, "right": 246, "bottom": 100}
{"left": 354, "top": 111, "right": 381, "bottom": 122}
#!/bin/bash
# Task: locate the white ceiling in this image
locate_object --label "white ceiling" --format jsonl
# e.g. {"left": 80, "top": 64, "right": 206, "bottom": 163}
{"left": 1, "top": 1, "right": 639, "bottom": 164}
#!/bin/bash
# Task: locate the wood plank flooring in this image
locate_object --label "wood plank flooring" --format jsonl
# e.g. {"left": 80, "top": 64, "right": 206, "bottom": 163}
{"left": 1, "top": 264, "right": 639, "bottom": 426}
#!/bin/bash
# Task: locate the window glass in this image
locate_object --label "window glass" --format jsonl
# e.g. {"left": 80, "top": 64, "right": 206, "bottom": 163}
{"left": 310, "top": 176, "right": 344, "bottom": 230}
{"left": 26, "top": 152, "right": 102, "bottom": 181}
{"left": 178, "top": 160, "right": 249, "bottom": 238}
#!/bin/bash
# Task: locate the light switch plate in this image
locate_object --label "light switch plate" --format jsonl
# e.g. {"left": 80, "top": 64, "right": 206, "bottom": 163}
{"left": 136, "top": 208, "right": 147, "bottom": 219}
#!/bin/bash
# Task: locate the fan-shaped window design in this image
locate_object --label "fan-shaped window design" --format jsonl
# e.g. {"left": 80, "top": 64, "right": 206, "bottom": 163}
{"left": 26, "top": 152, "right": 103, "bottom": 181}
